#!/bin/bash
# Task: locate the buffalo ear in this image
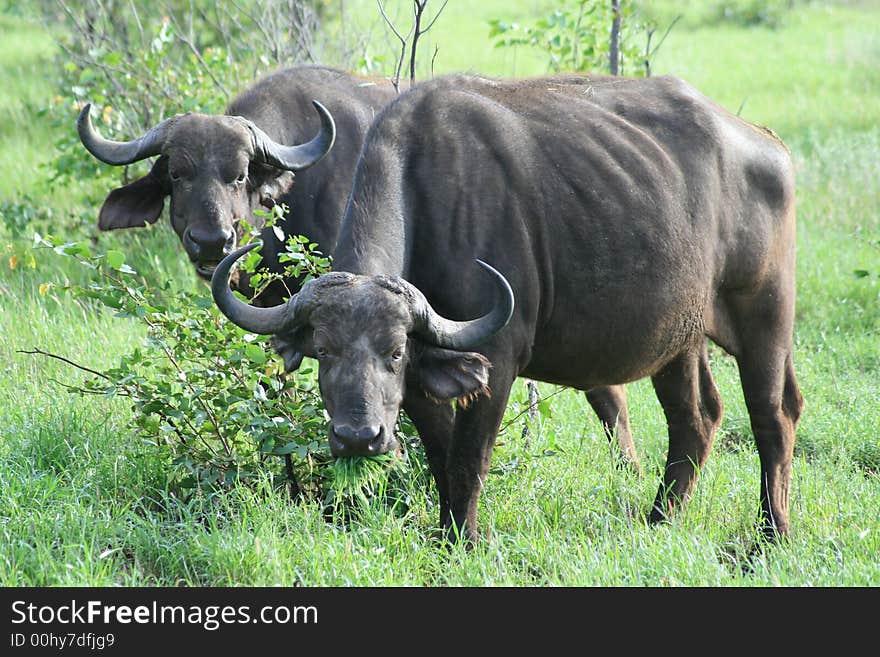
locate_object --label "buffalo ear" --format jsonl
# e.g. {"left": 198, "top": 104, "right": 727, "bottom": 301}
{"left": 98, "top": 156, "right": 170, "bottom": 231}
{"left": 417, "top": 345, "right": 492, "bottom": 407}
{"left": 248, "top": 162, "right": 295, "bottom": 209}
{"left": 270, "top": 331, "right": 310, "bottom": 373}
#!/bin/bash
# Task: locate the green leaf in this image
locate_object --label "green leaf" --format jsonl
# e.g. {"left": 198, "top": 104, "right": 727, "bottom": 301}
{"left": 106, "top": 250, "right": 125, "bottom": 269}
{"left": 245, "top": 343, "right": 267, "bottom": 365}
{"left": 103, "top": 51, "right": 123, "bottom": 67}
{"left": 538, "top": 399, "right": 553, "bottom": 419}
{"left": 272, "top": 442, "right": 298, "bottom": 455}
{"left": 853, "top": 269, "right": 870, "bottom": 278}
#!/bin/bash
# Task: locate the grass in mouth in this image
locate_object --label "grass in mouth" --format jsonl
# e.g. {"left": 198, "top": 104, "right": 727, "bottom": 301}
{"left": 324, "top": 453, "right": 403, "bottom": 507}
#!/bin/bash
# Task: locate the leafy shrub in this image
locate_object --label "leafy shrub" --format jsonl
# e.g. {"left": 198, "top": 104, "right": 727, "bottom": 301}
{"left": 30, "top": 206, "right": 368, "bottom": 500}
{"left": 2, "top": 196, "right": 49, "bottom": 271}
{"left": 488, "top": 0, "right": 648, "bottom": 76}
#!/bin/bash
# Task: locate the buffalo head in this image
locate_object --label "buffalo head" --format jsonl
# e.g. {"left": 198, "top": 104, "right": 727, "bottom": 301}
{"left": 211, "top": 243, "right": 514, "bottom": 457}
{"left": 77, "top": 102, "right": 335, "bottom": 279}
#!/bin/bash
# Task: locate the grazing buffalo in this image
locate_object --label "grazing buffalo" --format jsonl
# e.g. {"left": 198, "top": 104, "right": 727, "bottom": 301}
{"left": 214, "top": 72, "right": 803, "bottom": 542}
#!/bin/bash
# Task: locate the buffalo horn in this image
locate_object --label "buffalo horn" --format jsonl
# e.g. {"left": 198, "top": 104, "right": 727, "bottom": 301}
{"left": 408, "top": 260, "right": 514, "bottom": 350}
{"left": 248, "top": 100, "right": 336, "bottom": 171}
{"left": 77, "top": 103, "right": 173, "bottom": 166}
{"left": 211, "top": 243, "right": 292, "bottom": 336}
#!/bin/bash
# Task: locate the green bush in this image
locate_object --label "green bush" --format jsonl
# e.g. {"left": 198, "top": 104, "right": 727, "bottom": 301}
{"left": 32, "top": 222, "right": 332, "bottom": 494}
{"left": 488, "top": 0, "right": 648, "bottom": 76}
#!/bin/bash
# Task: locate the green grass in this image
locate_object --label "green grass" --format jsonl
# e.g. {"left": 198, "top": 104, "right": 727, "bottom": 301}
{"left": 0, "top": 14, "right": 58, "bottom": 200}
{"left": 647, "top": 2, "right": 880, "bottom": 145}
{"left": 1, "top": 1, "right": 878, "bottom": 586}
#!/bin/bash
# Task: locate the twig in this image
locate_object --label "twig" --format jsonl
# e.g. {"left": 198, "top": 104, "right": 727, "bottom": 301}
{"left": 21, "top": 342, "right": 216, "bottom": 456}
{"left": 520, "top": 379, "right": 540, "bottom": 447}
{"left": 408, "top": 1, "right": 425, "bottom": 86}
{"left": 644, "top": 13, "right": 682, "bottom": 77}
{"left": 19, "top": 348, "right": 111, "bottom": 381}
{"left": 377, "top": 0, "right": 414, "bottom": 93}
{"left": 430, "top": 43, "right": 440, "bottom": 78}
{"left": 500, "top": 385, "right": 568, "bottom": 434}
{"left": 46, "top": 377, "right": 132, "bottom": 397}
{"left": 127, "top": 0, "right": 146, "bottom": 48}
{"left": 419, "top": 0, "right": 449, "bottom": 33}
{"left": 290, "top": 1, "right": 320, "bottom": 64}
{"left": 651, "top": 14, "right": 682, "bottom": 58}
{"left": 410, "top": 1, "right": 448, "bottom": 86}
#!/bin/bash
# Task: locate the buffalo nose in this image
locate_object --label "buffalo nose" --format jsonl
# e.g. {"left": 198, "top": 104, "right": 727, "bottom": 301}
{"left": 184, "top": 227, "right": 235, "bottom": 261}
{"left": 330, "top": 423, "right": 384, "bottom": 457}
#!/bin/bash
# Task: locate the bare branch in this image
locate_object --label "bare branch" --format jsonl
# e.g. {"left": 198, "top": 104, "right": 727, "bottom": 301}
{"left": 431, "top": 43, "right": 440, "bottom": 78}
{"left": 644, "top": 13, "right": 682, "bottom": 76}
{"left": 19, "top": 347, "right": 112, "bottom": 381}
{"left": 520, "top": 380, "right": 540, "bottom": 447}
{"left": 127, "top": 0, "right": 146, "bottom": 48}
{"left": 650, "top": 13, "right": 683, "bottom": 57}
{"left": 378, "top": 0, "right": 415, "bottom": 93}
{"left": 499, "top": 385, "right": 568, "bottom": 434}
{"left": 420, "top": 0, "right": 449, "bottom": 33}
{"left": 377, "top": 0, "right": 411, "bottom": 44}
{"left": 409, "top": 1, "right": 425, "bottom": 86}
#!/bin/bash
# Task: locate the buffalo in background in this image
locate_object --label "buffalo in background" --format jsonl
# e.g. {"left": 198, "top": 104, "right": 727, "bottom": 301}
{"left": 77, "top": 65, "right": 393, "bottom": 305}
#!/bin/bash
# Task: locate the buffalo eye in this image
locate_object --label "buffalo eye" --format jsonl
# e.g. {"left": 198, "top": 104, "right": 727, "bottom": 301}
{"left": 316, "top": 346, "right": 329, "bottom": 359}
{"left": 234, "top": 172, "right": 247, "bottom": 185}
{"left": 169, "top": 170, "right": 181, "bottom": 182}
{"left": 386, "top": 346, "right": 406, "bottom": 372}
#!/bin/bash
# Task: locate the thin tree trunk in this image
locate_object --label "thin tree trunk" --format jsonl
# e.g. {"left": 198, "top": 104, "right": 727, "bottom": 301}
{"left": 609, "top": 0, "right": 621, "bottom": 75}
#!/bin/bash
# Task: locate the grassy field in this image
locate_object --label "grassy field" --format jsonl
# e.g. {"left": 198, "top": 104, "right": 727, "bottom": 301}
{"left": 0, "top": 1, "right": 878, "bottom": 586}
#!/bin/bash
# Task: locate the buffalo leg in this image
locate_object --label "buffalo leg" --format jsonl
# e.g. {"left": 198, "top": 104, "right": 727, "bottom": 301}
{"left": 585, "top": 385, "right": 639, "bottom": 471}
{"left": 445, "top": 370, "right": 516, "bottom": 544}
{"left": 649, "top": 343, "right": 723, "bottom": 523}
{"left": 736, "top": 330, "right": 804, "bottom": 540}
{"left": 721, "top": 275, "right": 804, "bottom": 539}
{"left": 402, "top": 389, "right": 455, "bottom": 528}
{"left": 735, "top": 346, "right": 803, "bottom": 539}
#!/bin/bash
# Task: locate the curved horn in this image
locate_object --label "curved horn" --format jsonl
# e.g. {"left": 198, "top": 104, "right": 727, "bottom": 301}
{"left": 77, "top": 103, "right": 173, "bottom": 165}
{"left": 211, "top": 242, "right": 293, "bottom": 335}
{"left": 409, "top": 260, "right": 514, "bottom": 350}
{"left": 249, "top": 100, "right": 336, "bottom": 171}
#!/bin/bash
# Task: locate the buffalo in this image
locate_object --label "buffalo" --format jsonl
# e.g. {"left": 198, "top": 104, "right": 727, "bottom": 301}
{"left": 215, "top": 72, "right": 804, "bottom": 543}
{"left": 77, "top": 65, "right": 394, "bottom": 304}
